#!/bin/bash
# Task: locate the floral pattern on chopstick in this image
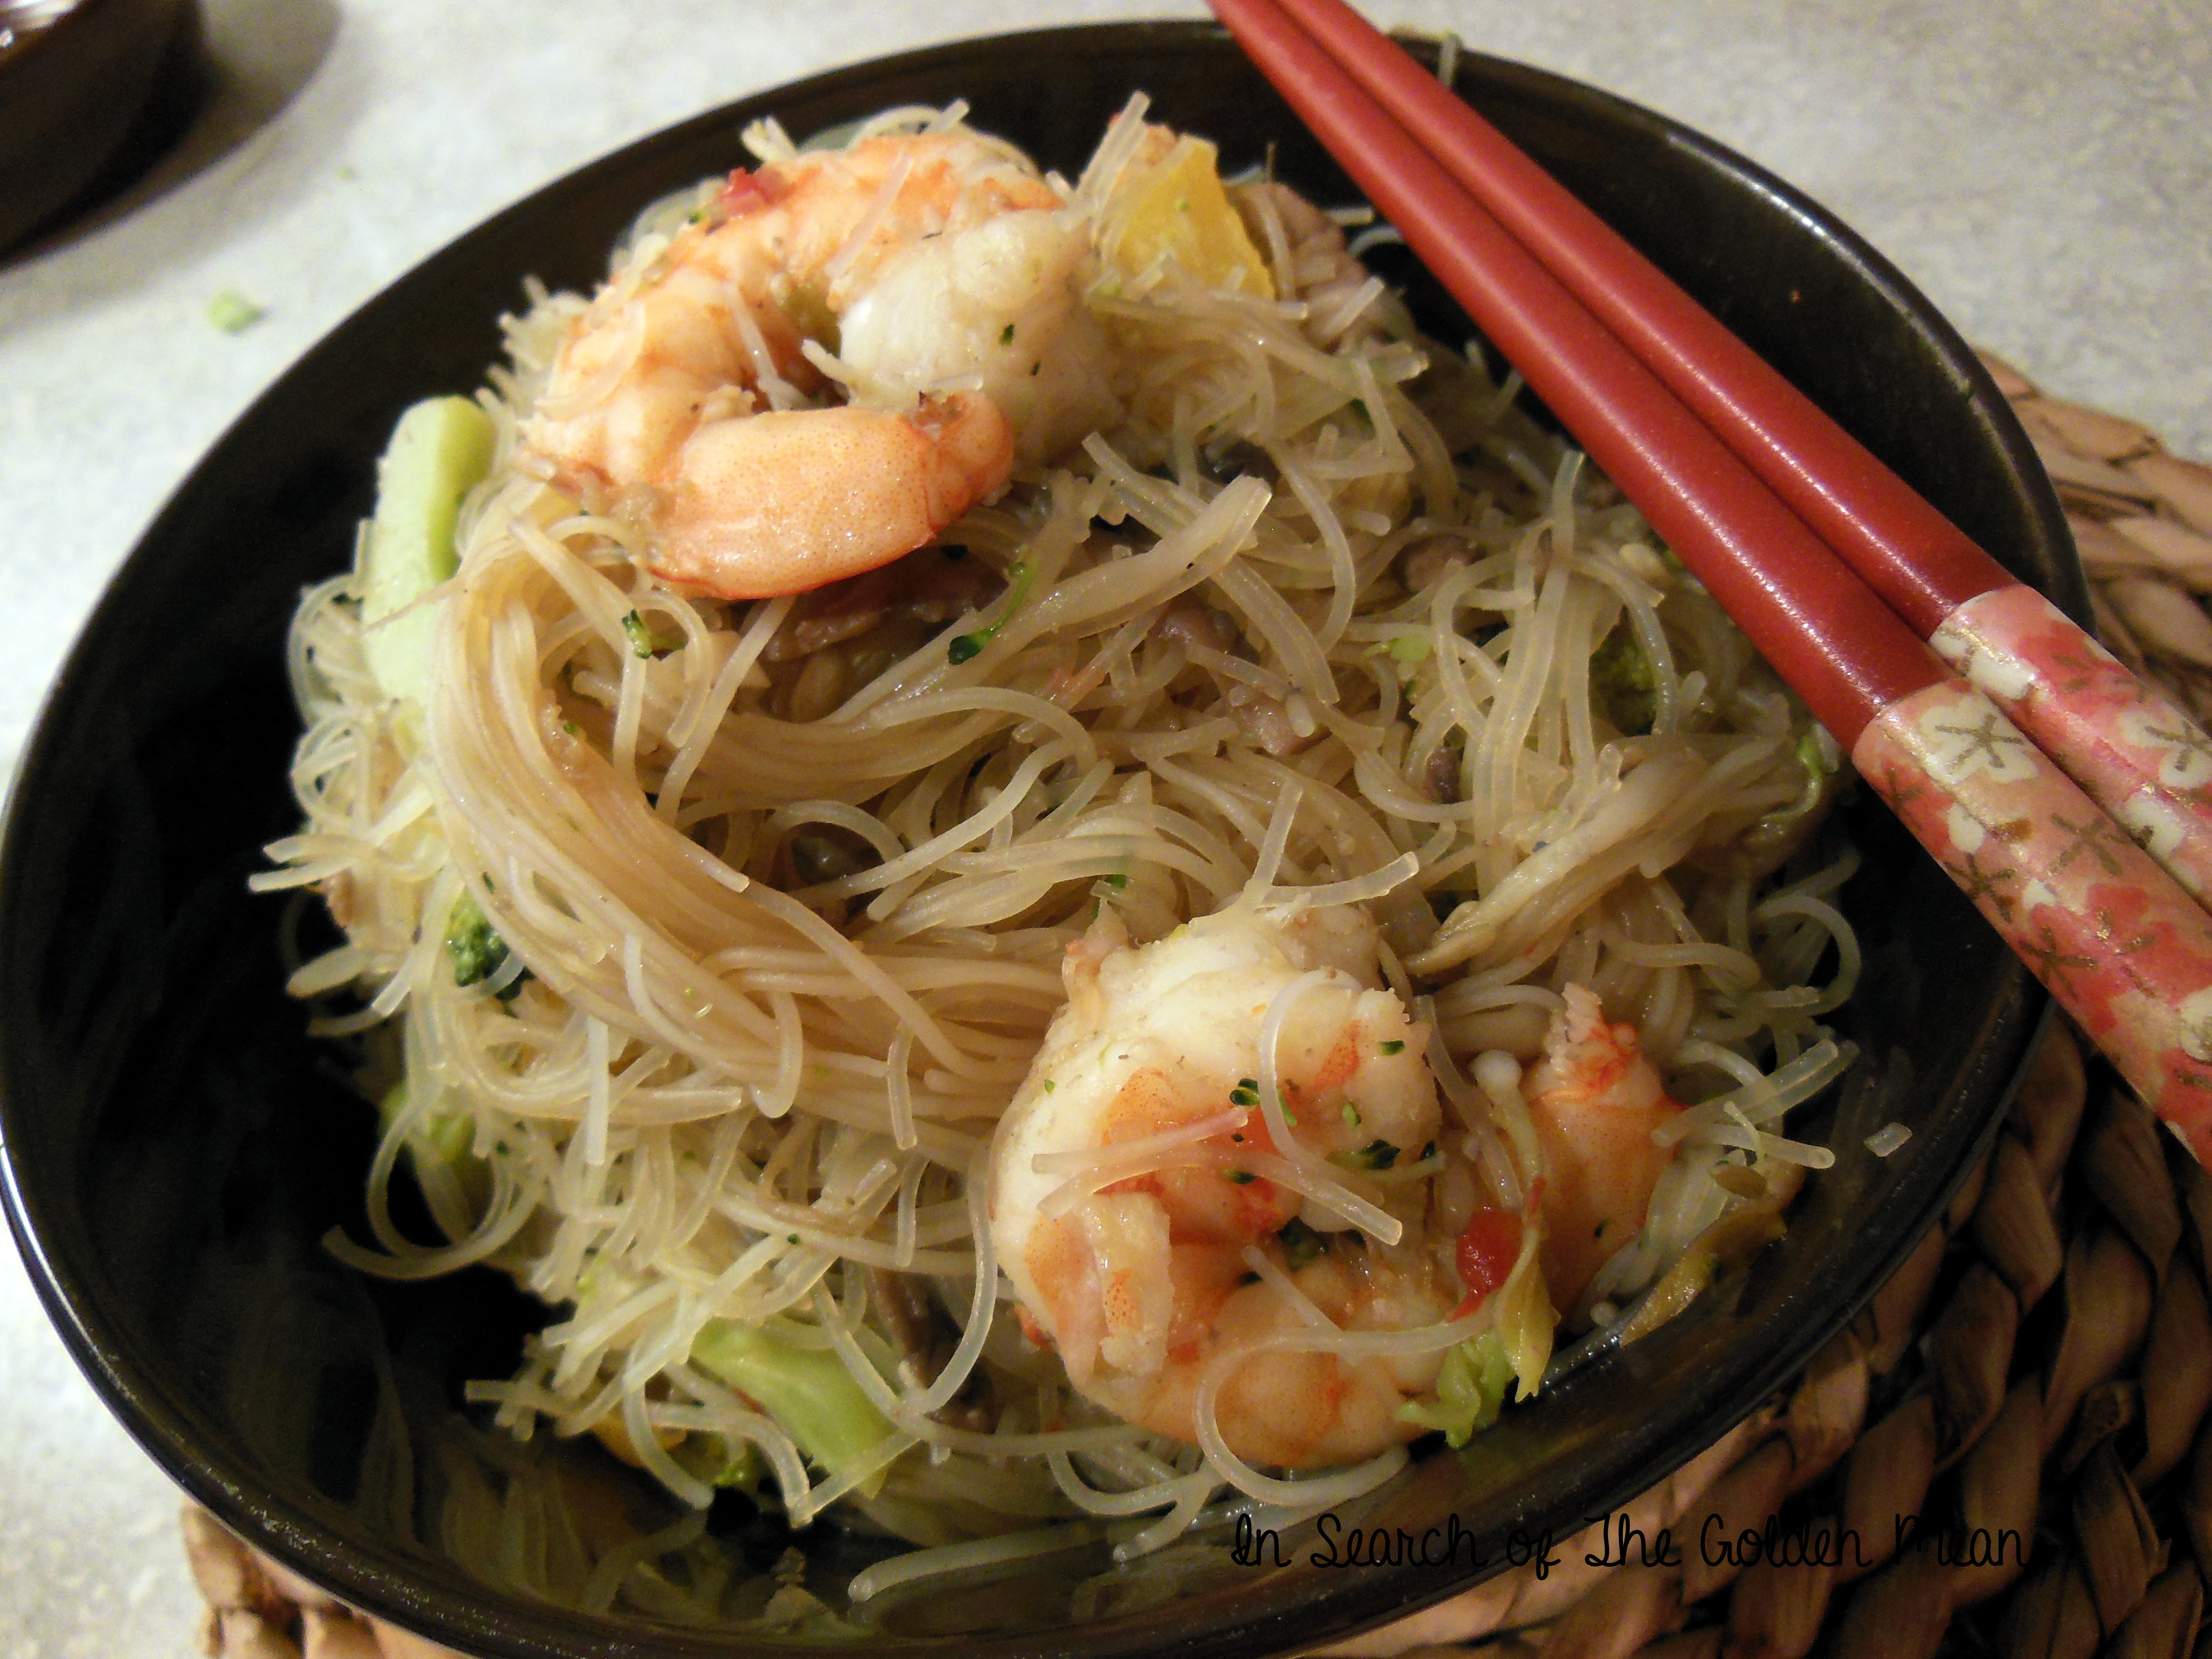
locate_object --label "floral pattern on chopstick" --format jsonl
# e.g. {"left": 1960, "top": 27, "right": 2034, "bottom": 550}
{"left": 1855, "top": 676, "right": 2212, "bottom": 1161}
{"left": 1933, "top": 582, "right": 2212, "bottom": 902}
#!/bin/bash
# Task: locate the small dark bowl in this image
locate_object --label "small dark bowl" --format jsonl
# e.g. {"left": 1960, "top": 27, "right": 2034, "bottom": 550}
{"left": 0, "top": 21, "right": 2071, "bottom": 1659}
{"left": 0, "top": 0, "right": 205, "bottom": 252}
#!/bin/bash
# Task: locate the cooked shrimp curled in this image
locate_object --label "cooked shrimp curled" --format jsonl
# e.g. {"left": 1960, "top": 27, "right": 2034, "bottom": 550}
{"left": 989, "top": 903, "right": 1466, "bottom": 1471}
{"left": 521, "top": 129, "right": 1121, "bottom": 600}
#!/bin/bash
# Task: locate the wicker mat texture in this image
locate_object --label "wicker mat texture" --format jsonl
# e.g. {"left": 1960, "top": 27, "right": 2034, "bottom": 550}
{"left": 179, "top": 361, "right": 2212, "bottom": 1659}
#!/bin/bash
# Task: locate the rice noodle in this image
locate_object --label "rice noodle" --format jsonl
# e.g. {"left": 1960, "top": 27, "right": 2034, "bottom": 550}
{"left": 265, "top": 99, "right": 1861, "bottom": 1611}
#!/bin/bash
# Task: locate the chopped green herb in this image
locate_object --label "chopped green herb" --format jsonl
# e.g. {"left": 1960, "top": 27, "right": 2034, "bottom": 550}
{"left": 1229, "top": 1079, "right": 1261, "bottom": 1107}
{"left": 621, "top": 609, "right": 682, "bottom": 658}
{"left": 1042, "top": 1079, "right": 1057, "bottom": 1094}
{"left": 999, "top": 323, "right": 1016, "bottom": 346}
{"left": 1589, "top": 623, "right": 1657, "bottom": 736}
{"left": 1100, "top": 872, "right": 1128, "bottom": 889}
{"left": 948, "top": 558, "right": 1036, "bottom": 664}
{"left": 1378, "top": 1039, "right": 1406, "bottom": 1056}
{"left": 1341, "top": 1101, "right": 1363, "bottom": 1130}
{"left": 1238, "top": 1271, "right": 1261, "bottom": 1286}
{"left": 1226, "top": 1169, "right": 1255, "bottom": 1185}
{"left": 1420, "top": 1140, "right": 1437, "bottom": 1161}
{"left": 1595, "top": 1220, "right": 1609, "bottom": 1239}
{"left": 1278, "top": 1216, "right": 1328, "bottom": 1270}
{"left": 1283, "top": 1109, "right": 1299, "bottom": 1127}
{"left": 1331, "top": 1139, "right": 1400, "bottom": 1172}
{"left": 1230, "top": 1131, "right": 1246, "bottom": 1143}
{"left": 787, "top": 1234, "right": 801, "bottom": 1245}
{"left": 207, "top": 289, "right": 267, "bottom": 333}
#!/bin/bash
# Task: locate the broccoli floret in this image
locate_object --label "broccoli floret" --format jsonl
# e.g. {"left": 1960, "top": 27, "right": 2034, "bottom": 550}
{"left": 444, "top": 889, "right": 524, "bottom": 1000}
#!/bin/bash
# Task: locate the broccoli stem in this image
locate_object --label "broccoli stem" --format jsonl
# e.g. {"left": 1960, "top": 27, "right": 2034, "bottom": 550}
{"left": 361, "top": 397, "right": 496, "bottom": 705}
{"left": 690, "top": 1322, "right": 899, "bottom": 1492}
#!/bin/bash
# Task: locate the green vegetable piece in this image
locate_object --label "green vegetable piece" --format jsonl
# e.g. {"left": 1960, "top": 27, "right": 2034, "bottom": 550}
{"left": 1385, "top": 634, "right": 1431, "bottom": 667}
{"left": 672, "top": 1431, "right": 763, "bottom": 1491}
{"left": 1589, "top": 623, "right": 1657, "bottom": 736}
{"left": 378, "top": 1078, "right": 473, "bottom": 1170}
{"left": 361, "top": 397, "right": 497, "bottom": 704}
{"left": 1278, "top": 1216, "right": 1329, "bottom": 1271}
{"left": 1341, "top": 1101, "right": 1363, "bottom": 1130}
{"left": 207, "top": 289, "right": 267, "bottom": 333}
{"left": 1396, "top": 1330, "right": 1516, "bottom": 1446}
{"left": 377, "top": 1079, "right": 490, "bottom": 1217}
{"left": 621, "top": 610, "right": 682, "bottom": 658}
{"left": 444, "top": 889, "right": 523, "bottom": 999}
{"left": 1378, "top": 1039, "right": 1405, "bottom": 1056}
{"left": 947, "top": 558, "right": 1036, "bottom": 664}
{"left": 1226, "top": 1170, "right": 1255, "bottom": 1185}
{"left": 690, "top": 1322, "right": 898, "bottom": 1491}
{"left": 1331, "top": 1139, "right": 1400, "bottom": 1172}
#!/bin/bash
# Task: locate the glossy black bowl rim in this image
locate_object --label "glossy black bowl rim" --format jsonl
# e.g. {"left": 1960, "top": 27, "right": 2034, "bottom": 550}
{"left": 0, "top": 19, "right": 2071, "bottom": 1659}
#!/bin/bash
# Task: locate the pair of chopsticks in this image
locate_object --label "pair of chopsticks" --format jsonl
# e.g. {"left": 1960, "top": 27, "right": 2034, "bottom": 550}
{"left": 1209, "top": 0, "right": 2212, "bottom": 1157}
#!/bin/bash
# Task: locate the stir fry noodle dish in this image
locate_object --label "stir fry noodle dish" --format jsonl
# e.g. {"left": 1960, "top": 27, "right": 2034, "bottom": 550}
{"left": 259, "top": 98, "right": 1863, "bottom": 1606}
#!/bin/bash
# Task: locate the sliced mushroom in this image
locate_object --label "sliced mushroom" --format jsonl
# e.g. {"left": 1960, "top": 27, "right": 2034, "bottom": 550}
{"left": 867, "top": 1267, "right": 998, "bottom": 1431}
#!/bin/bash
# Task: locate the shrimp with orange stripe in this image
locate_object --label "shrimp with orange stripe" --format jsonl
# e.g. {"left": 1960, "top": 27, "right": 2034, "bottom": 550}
{"left": 989, "top": 900, "right": 1705, "bottom": 1486}
{"left": 519, "top": 122, "right": 1121, "bottom": 600}
{"left": 990, "top": 902, "right": 1471, "bottom": 1477}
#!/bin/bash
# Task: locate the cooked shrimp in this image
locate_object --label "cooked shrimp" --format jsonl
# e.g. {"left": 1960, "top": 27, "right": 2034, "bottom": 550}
{"left": 521, "top": 129, "right": 1121, "bottom": 600}
{"left": 1525, "top": 985, "right": 1682, "bottom": 1304}
{"left": 989, "top": 904, "right": 1466, "bottom": 1470}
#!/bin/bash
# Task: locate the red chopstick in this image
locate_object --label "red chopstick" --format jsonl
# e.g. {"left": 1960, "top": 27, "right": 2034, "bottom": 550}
{"left": 1207, "top": 0, "right": 2212, "bottom": 1156}
{"left": 1223, "top": 0, "right": 2212, "bottom": 915}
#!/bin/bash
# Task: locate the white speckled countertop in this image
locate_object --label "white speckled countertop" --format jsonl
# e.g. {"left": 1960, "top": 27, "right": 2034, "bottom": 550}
{"left": 0, "top": 1, "right": 2205, "bottom": 1653}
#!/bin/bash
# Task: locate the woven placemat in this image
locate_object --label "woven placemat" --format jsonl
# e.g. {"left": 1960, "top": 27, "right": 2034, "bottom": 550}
{"left": 178, "top": 363, "right": 2212, "bottom": 1659}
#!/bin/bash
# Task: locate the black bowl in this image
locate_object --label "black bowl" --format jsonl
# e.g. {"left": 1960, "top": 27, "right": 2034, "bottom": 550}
{"left": 0, "top": 20, "right": 2072, "bottom": 1659}
{"left": 0, "top": 0, "right": 207, "bottom": 252}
